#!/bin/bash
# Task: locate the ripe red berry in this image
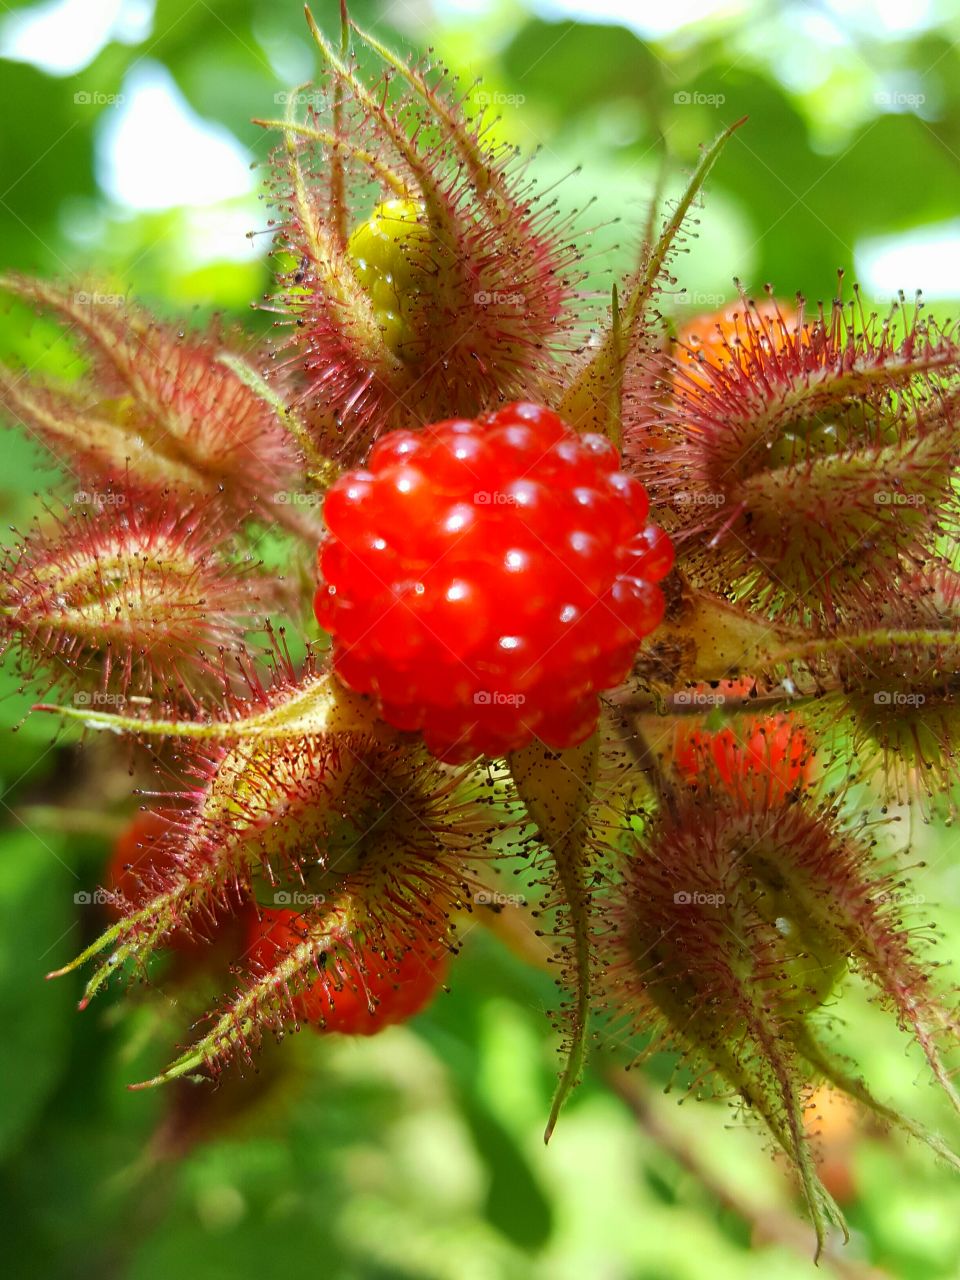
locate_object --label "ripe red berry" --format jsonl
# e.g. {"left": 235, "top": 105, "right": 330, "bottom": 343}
{"left": 673, "top": 686, "right": 811, "bottom": 805}
{"left": 674, "top": 300, "right": 791, "bottom": 390}
{"left": 247, "top": 909, "right": 448, "bottom": 1034}
{"left": 315, "top": 402, "right": 672, "bottom": 760}
{"left": 108, "top": 811, "right": 180, "bottom": 914}
{"left": 107, "top": 810, "right": 250, "bottom": 956}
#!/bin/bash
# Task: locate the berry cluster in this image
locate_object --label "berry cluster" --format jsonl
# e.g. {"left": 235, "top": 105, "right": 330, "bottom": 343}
{"left": 10, "top": 13, "right": 960, "bottom": 1242}
{"left": 315, "top": 402, "right": 673, "bottom": 760}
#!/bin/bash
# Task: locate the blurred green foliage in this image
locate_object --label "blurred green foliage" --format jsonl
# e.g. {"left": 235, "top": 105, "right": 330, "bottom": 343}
{"left": 3, "top": 2, "right": 960, "bottom": 1277}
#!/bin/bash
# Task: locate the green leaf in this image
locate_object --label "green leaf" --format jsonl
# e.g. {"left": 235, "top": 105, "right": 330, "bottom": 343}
{"left": 0, "top": 828, "right": 75, "bottom": 1159}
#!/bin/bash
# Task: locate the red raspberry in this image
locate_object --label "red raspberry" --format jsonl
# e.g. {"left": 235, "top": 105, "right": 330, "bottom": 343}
{"left": 315, "top": 402, "right": 672, "bottom": 761}
{"left": 248, "top": 909, "right": 447, "bottom": 1034}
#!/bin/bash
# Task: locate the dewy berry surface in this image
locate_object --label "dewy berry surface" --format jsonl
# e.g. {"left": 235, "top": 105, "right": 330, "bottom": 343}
{"left": 315, "top": 402, "right": 673, "bottom": 761}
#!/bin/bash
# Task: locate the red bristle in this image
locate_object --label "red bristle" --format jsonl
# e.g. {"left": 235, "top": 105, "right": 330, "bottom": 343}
{"left": 1, "top": 488, "right": 269, "bottom": 705}
{"left": 627, "top": 288, "right": 960, "bottom": 624}
{"left": 260, "top": 43, "right": 589, "bottom": 461}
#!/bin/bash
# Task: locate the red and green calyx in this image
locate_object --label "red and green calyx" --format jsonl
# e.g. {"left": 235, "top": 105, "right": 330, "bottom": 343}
{"left": 3, "top": 6, "right": 960, "bottom": 1255}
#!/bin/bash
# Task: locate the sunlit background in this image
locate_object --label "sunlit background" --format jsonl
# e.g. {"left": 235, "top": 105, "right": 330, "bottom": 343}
{"left": 4, "top": 0, "right": 960, "bottom": 305}
{"left": 3, "top": 2, "right": 960, "bottom": 1278}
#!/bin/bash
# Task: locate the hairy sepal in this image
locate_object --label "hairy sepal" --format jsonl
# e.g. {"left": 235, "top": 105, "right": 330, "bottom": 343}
{"left": 698, "top": 421, "right": 959, "bottom": 620}
{"left": 36, "top": 661, "right": 379, "bottom": 743}
{"left": 636, "top": 290, "right": 960, "bottom": 624}
{"left": 260, "top": 12, "right": 584, "bottom": 459}
{"left": 607, "top": 786, "right": 960, "bottom": 1248}
{"left": 44, "top": 668, "right": 388, "bottom": 1002}
{"left": 2, "top": 490, "right": 269, "bottom": 706}
{"left": 49, "top": 732, "right": 376, "bottom": 1004}
{"left": 0, "top": 276, "right": 302, "bottom": 521}
{"left": 561, "top": 118, "right": 746, "bottom": 443}
{"left": 789, "top": 568, "right": 960, "bottom": 812}
{"left": 129, "top": 751, "right": 507, "bottom": 1086}
{"left": 52, "top": 705, "right": 514, "bottom": 1058}
{"left": 509, "top": 732, "right": 600, "bottom": 1141}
